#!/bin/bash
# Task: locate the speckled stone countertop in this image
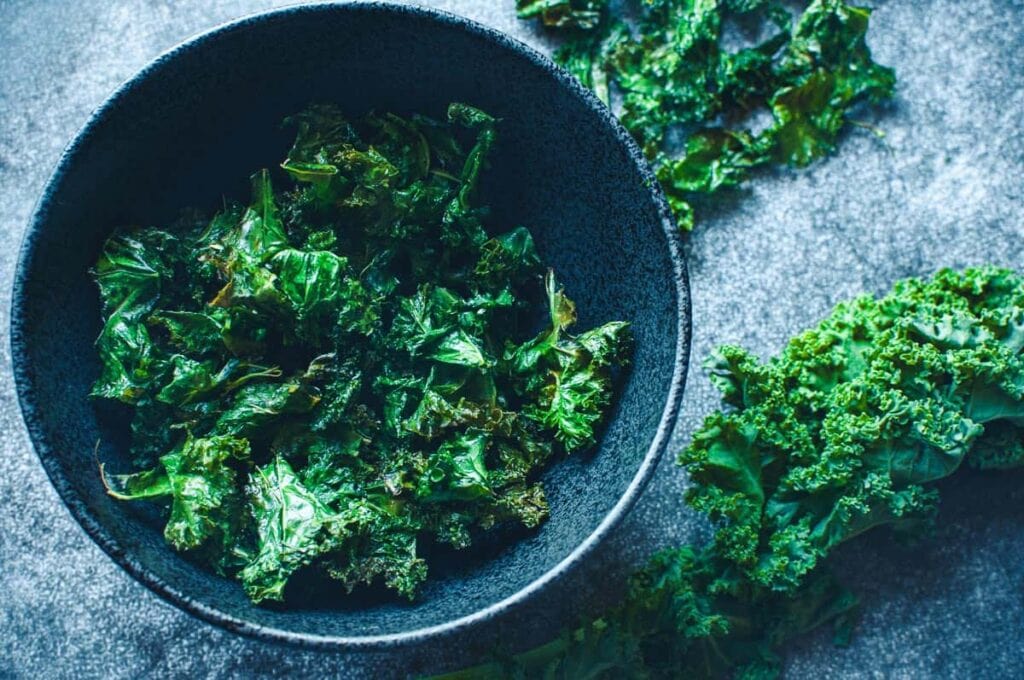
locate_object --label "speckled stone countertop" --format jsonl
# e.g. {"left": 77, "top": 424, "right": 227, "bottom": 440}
{"left": 1, "top": 1, "right": 1022, "bottom": 678}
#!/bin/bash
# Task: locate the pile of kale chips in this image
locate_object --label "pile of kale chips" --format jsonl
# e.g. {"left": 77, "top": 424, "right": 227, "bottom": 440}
{"left": 519, "top": 0, "right": 895, "bottom": 229}
{"left": 439, "top": 1, "right": 1024, "bottom": 679}
{"left": 93, "top": 103, "right": 631, "bottom": 604}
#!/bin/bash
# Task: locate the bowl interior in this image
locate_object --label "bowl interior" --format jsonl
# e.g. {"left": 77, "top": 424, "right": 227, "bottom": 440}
{"left": 12, "top": 4, "right": 684, "bottom": 644}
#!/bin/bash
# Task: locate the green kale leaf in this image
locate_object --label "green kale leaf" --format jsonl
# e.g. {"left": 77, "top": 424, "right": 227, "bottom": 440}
{"left": 239, "top": 455, "right": 337, "bottom": 603}
{"left": 105, "top": 434, "right": 252, "bottom": 571}
{"left": 512, "top": 271, "right": 632, "bottom": 452}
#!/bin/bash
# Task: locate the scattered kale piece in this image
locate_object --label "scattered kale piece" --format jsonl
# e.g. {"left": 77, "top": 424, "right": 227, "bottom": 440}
{"left": 94, "top": 103, "right": 632, "bottom": 604}
{"left": 516, "top": 0, "right": 609, "bottom": 30}
{"left": 442, "top": 267, "right": 1024, "bottom": 678}
{"left": 520, "top": 0, "right": 895, "bottom": 230}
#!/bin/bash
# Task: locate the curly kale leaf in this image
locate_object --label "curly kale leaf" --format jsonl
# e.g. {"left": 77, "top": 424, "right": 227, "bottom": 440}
{"left": 239, "top": 455, "right": 337, "bottom": 603}
{"left": 91, "top": 230, "right": 178, "bottom": 403}
{"left": 474, "top": 226, "right": 542, "bottom": 290}
{"left": 149, "top": 310, "right": 229, "bottom": 355}
{"left": 204, "top": 171, "right": 289, "bottom": 309}
{"left": 270, "top": 248, "right": 379, "bottom": 340}
{"left": 684, "top": 268, "right": 1024, "bottom": 592}
{"left": 323, "top": 498, "right": 428, "bottom": 600}
{"left": 214, "top": 379, "right": 319, "bottom": 439}
{"left": 440, "top": 103, "right": 496, "bottom": 248}
{"left": 302, "top": 352, "right": 364, "bottom": 432}
{"left": 417, "top": 431, "right": 492, "bottom": 502}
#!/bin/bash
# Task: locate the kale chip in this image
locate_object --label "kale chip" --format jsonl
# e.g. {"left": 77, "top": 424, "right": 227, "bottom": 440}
{"left": 522, "top": 0, "right": 895, "bottom": 230}
{"left": 95, "top": 103, "right": 631, "bottom": 604}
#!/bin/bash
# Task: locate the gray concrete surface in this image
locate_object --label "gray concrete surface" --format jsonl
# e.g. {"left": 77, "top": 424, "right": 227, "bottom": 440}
{"left": 1, "top": 0, "right": 1022, "bottom": 677}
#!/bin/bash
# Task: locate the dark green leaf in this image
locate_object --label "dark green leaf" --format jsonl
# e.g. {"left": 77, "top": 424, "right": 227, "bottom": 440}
{"left": 240, "top": 456, "right": 336, "bottom": 603}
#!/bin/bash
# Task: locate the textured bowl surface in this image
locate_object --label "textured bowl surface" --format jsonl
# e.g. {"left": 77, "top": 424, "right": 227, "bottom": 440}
{"left": 11, "top": 1, "right": 688, "bottom": 649}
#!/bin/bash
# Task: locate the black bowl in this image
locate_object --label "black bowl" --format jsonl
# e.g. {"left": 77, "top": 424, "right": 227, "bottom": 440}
{"left": 11, "top": 2, "right": 688, "bottom": 649}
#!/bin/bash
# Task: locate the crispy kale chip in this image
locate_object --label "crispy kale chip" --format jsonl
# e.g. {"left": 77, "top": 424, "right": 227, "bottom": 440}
{"left": 239, "top": 456, "right": 337, "bottom": 602}
{"left": 516, "top": 0, "right": 608, "bottom": 30}
{"left": 521, "top": 0, "right": 895, "bottom": 229}
{"left": 444, "top": 268, "right": 1024, "bottom": 679}
{"left": 511, "top": 271, "right": 632, "bottom": 451}
{"left": 103, "top": 434, "right": 252, "bottom": 572}
{"left": 93, "top": 103, "right": 631, "bottom": 605}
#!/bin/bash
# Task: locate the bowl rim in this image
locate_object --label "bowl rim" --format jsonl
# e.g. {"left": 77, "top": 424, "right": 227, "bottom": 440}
{"left": 10, "top": 0, "right": 690, "bottom": 651}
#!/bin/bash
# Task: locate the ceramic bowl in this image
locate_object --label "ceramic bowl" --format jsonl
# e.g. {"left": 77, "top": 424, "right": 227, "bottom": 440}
{"left": 11, "top": 1, "right": 689, "bottom": 649}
